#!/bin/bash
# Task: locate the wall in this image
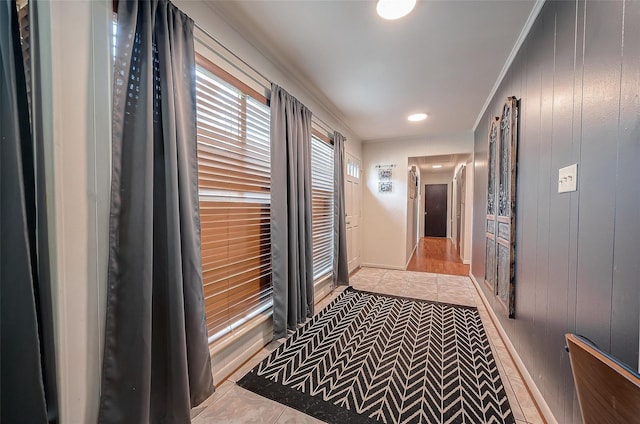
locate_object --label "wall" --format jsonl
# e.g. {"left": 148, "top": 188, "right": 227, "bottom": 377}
{"left": 362, "top": 133, "right": 473, "bottom": 269}
{"left": 39, "top": 1, "right": 112, "bottom": 422}
{"left": 471, "top": 1, "right": 640, "bottom": 422}
{"left": 363, "top": 149, "right": 409, "bottom": 269}
{"left": 406, "top": 198, "right": 418, "bottom": 263}
{"left": 450, "top": 159, "right": 474, "bottom": 264}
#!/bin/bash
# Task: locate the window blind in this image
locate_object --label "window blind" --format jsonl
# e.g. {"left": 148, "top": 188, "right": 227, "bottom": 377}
{"left": 311, "top": 136, "right": 334, "bottom": 282}
{"left": 16, "top": 0, "right": 31, "bottom": 116}
{"left": 195, "top": 54, "right": 272, "bottom": 342}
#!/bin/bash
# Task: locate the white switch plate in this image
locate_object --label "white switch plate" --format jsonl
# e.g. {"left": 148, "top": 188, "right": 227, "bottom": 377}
{"left": 558, "top": 164, "right": 578, "bottom": 193}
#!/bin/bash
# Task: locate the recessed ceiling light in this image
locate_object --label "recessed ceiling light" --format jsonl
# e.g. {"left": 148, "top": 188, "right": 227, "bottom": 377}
{"left": 408, "top": 113, "right": 427, "bottom": 122}
{"left": 432, "top": 165, "right": 442, "bottom": 169}
{"left": 377, "top": 0, "right": 416, "bottom": 20}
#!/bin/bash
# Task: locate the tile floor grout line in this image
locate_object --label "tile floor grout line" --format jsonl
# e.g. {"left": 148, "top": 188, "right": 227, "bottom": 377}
{"left": 475, "top": 297, "right": 535, "bottom": 422}
{"left": 469, "top": 274, "right": 549, "bottom": 424}
{"left": 198, "top": 268, "right": 531, "bottom": 423}
{"left": 489, "top": 338, "right": 527, "bottom": 421}
{"left": 272, "top": 406, "right": 287, "bottom": 424}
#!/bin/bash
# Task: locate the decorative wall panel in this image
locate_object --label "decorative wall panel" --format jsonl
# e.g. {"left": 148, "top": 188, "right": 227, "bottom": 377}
{"left": 485, "top": 98, "right": 519, "bottom": 317}
{"left": 484, "top": 117, "right": 500, "bottom": 294}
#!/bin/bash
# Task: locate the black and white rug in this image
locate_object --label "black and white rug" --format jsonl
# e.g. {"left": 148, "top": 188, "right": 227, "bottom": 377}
{"left": 238, "top": 288, "right": 515, "bottom": 424}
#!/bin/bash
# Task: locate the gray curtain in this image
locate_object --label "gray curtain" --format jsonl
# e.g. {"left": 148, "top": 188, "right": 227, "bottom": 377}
{"left": 333, "top": 131, "right": 349, "bottom": 286}
{"left": 99, "top": 1, "right": 214, "bottom": 423}
{"left": 270, "top": 83, "right": 314, "bottom": 340}
{"left": 30, "top": 1, "right": 60, "bottom": 418}
{"left": 1, "top": 0, "right": 57, "bottom": 422}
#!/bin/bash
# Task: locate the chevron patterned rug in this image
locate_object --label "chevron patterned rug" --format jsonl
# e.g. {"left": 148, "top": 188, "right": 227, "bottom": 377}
{"left": 238, "top": 287, "right": 515, "bottom": 424}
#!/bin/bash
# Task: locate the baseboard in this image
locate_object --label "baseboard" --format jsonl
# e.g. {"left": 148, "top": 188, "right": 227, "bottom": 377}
{"left": 405, "top": 244, "right": 418, "bottom": 270}
{"left": 349, "top": 266, "right": 361, "bottom": 277}
{"left": 360, "top": 262, "right": 405, "bottom": 271}
{"left": 314, "top": 274, "right": 334, "bottom": 304}
{"left": 210, "top": 312, "right": 273, "bottom": 385}
{"left": 468, "top": 273, "right": 557, "bottom": 424}
{"left": 463, "top": 259, "right": 471, "bottom": 265}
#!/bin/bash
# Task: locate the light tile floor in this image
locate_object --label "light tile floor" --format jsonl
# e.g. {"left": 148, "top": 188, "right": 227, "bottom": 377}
{"left": 192, "top": 267, "right": 544, "bottom": 424}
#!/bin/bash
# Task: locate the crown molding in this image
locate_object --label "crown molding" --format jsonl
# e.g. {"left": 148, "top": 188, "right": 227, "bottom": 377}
{"left": 204, "top": 1, "right": 360, "bottom": 141}
{"left": 472, "top": 0, "right": 546, "bottom": 132}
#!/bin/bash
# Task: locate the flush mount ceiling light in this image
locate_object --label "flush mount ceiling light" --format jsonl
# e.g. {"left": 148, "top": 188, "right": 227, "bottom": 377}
{"left": 407, "top": 112, "right": 427, "bottom": 122}
{"left": 432, "top": 165, "right": 442, "bottom": 169}
{"left": 377, "top": 0, "right": 417, "bottom": 20}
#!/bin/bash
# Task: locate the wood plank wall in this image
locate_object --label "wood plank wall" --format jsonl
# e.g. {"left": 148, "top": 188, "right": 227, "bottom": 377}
{"left": 471, "top": 1, "right": 640, "bottom": 422}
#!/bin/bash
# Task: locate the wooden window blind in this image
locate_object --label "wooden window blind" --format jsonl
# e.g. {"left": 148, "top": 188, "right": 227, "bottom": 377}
{"left": 195, "top": 54, "right": 272, "bottom": 342}
{"left": 311, "top": 136, "right": 334, "bottom": 282}
{"left": 16, "top": 0, "right": 31, "bottom": 116}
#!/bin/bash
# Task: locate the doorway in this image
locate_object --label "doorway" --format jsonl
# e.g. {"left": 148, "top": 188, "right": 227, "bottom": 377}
{"left": 424, "top": 184, "right": 447, "bottom": 237}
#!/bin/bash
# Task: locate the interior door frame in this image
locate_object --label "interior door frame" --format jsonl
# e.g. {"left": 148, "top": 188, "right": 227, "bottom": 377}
{"left": 345, "top": 153, "right": 361, "bottom": 272}
{"left": 455, "top": 166, "right": 465, "bottom": 255}
{"left": 459, "top": 166, "right": 467, "bottom": 259}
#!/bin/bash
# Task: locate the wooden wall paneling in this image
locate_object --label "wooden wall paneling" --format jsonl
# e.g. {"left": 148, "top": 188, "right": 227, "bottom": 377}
{"left": 610, "top": 0, "right": 640, "bottom": 368}
{"left": 473, "top": 1, "right": 640, "bottom": 422}
{"left": 516, "top": 9, "right": 544, "bottom": 375}
{"left": 545, "top": 2, "right": 577, "bottom": 418}
{"left": 482, "top": 55, "right": 514, "bottom": 358}
{"left": 508, "top": 45, "right": 527, "bottom": 358}
{"left": 567, "top": 2, "right": 587, "bottom": 422}
{"left": 532, "top": 3, "right": 556, "bottom": 398}
{"left": 575, "top": 0, "right": 623, "bottom": 353}
{"left": 494, "top": 53, "right": 524, "bottom": 341}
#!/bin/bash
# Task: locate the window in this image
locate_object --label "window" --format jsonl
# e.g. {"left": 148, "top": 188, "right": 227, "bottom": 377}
{"left": 16, "top": 0, "right": 31, "bottom": 114}
{"left": 347, "top": 158, "right": 360, "bottom": 179}
{"left": 111, "top": 16, "right": 338, "bottom": 340}
{"left": 112, "top": 13, "right": 117, "bottom": 58}
{"left": 195, "top": 54, "right": 272, "bottom": 342}
{"left": 310, "top": 135, "right": 334, "bottom": 282}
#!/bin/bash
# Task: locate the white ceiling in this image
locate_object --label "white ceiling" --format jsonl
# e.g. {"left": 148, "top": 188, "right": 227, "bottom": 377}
{"left": 209, "top": 0, "right": 536, "bottom": 142}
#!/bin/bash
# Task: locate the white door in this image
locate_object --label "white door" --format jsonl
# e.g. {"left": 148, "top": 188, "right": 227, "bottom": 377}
{"left": 345, "top": 154, "right": 361, "bottom": 273}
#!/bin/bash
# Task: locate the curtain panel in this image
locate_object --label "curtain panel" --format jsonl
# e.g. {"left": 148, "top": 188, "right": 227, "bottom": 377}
{"left": 270, "top": 83, "right": 314, "bottom": 340}
{"left": 100, "top": 1, "right": 213, "bottom": 423}
{"left": 1, "top": 1, "right": 57, "bottom": 422}
{"left": 332, "top": 131, "right": 349, "bottom": 286}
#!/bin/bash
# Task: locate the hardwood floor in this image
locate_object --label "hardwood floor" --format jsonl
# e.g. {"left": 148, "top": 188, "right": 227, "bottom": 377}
{"left": 406, "top": 237, "right": 470, "bottom": 276}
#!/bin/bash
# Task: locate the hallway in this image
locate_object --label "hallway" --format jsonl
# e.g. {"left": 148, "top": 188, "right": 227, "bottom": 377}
{"left": 191, "top": 268, "right": 543, "bottom": 423}
{"left": 406, "top": 237, "right": 470, "bottom": 276}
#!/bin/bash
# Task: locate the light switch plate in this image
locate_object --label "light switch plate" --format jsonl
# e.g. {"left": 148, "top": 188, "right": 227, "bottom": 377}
{"left": 558, "top": 164, "right": 578, "bottom": 193}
